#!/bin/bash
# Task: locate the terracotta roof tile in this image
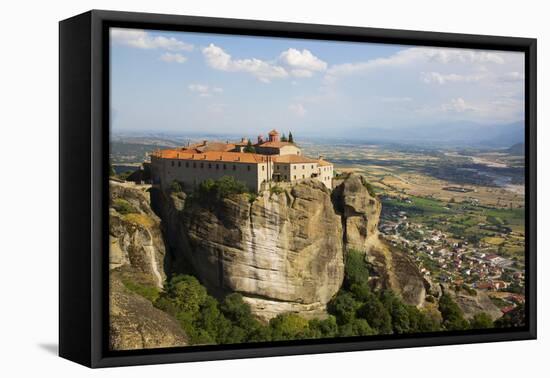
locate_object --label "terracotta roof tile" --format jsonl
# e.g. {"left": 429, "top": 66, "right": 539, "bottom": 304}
{"left": 258, "top": 141, "right": 295, "bottom": 148}
{"left": 272, "top": 155, "right": 319, "bottom": 164}
{"left": 152, "top": 149, "right": 269, "bottom": 164}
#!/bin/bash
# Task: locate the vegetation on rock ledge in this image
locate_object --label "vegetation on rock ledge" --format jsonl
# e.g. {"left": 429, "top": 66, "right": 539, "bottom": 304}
{"left": 137, "top": 249, "right": 495, "bottom": 346}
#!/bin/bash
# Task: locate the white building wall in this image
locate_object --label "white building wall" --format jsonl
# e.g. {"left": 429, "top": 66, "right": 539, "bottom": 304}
{"left": 153, "top": 156, "right": 264, "bottom": 192}
{"left": 151, "top": 155, "right": 333, "bottom": 191}
{"left": 290, "top": 162, "right": 319, "bottom": 182}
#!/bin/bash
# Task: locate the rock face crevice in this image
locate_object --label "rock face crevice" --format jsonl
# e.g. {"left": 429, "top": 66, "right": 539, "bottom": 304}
{"left": 332, "top": 174, "right": 426, "bottom": 308}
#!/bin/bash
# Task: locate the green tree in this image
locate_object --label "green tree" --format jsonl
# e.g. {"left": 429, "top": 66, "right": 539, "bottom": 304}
{"left": 269, "top": 313, "right": 310, "bottom": 341}
{"left": 380, "top": 291, "right": 411, "bottom": 334}
{"left": 243, "top": 140, "right": 256, "bottom": 153}
{"left": 194, "top": 176, "right": 249, "bottom": 205}
{"left": 356, "top": 292, "right": 393, "bottom": 334}
{"left": 308, "top": 316, "right": 339, "bottom": 338}
{"left": 438, "top": 294, "right": 469, "bottom": 331}
{"left": 338, "top": 318, "right": 376, "bottom": 337}
{"left": 344, "top": 250, "right": 369, "bottom": 289}
{"left": 494, "top": 304, "right": 525, "bottom": 328}
{"left": 154, "top": 275, "right": 214, "bottom": 344}
{"left": 288, "top": 131, "right": 294, "bottom": 143}
{"left": 327, "top": 291, "right": 360, "bottom": 325}
{"left": 281, "top": 133, "right": 288, "bottom": 142}
{"left": 469, "top": 312, "right": 494, "bottom": 329}
{"left": 220, "top": 293, "right": 268, "bottom": 342}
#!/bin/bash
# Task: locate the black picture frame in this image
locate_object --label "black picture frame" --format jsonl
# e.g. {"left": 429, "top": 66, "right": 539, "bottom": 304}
{"left": 59, "top": 9, "right": 537, "bottom": 368}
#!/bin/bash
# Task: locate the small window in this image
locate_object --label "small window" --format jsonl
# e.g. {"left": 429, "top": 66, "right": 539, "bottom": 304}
{"left": 171, "top": 161, "right": 175, "bottom": 167}
{"left": 311, "top": 165, "right": 314, "bottom": 169}
{"left": 193, "top": 162, "right": 196, "bottom": 168}
{"left": 223, "top": 164, "right": 226, "bottom": 170}
{"left": 233, "top": 165, "right": 236, "bottom": 171}
{"left": 178, "top": 161, "right": 181, "bottom": 167}
{"left": 302, "top": 174, "right": 305, "bottom": 179}
{"left": 284, "top": 175, "right": 287, "bottom": 180}
{"left": 276, "top": 165, "right": 280, "bottom": 170}
{"left": 247, "top": 165, "right": 251, "bottom": 171}
{"left": 293, "top": 175, "right": 296, "bottom": 180}
{"left": 208, "top": 163, "right": 212, "bottom": 169}
{"left": 186, "top": 162, "right": 189, "bottom": 168}
{"left": 200, "top": 163, "right": 204, "bottom": 168}
{"left": 302, "top": 165, "right": 305, "bottom": 169}
{"left": 262, "top": 166, "right": 265, "bottom": 171}
{"left": 216, "top": 164, "right": 219, "bottom": 170}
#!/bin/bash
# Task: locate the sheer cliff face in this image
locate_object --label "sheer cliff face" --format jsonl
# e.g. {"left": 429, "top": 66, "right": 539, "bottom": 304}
{"left": 154, "top": 173, "right": 426, "bottom": 321}
{"left": 157, "top": 180, "right": 345, "bottom": 321}
{"left": 109, "top": 181, "right": 187, "bottom": 349}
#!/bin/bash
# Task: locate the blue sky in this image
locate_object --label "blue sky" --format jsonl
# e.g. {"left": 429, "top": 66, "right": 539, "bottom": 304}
{"left": 110, "top": 28, "right": 525, "bottom": 138}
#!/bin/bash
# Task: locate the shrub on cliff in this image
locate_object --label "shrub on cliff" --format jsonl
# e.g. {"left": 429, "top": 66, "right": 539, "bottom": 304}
{"left": 194, "top": 176, "right": 250, "bottom": 205}
{"left": 469, "top": 312, "right": 494, "bottom": 329}
{"left": 364, "top": 181, "right": 377, "bottom": 197}
{"left": 112, "top": 198, "right": 138, "bottom": 215}
{"left": 344, "top": 249, "right": 370, "bottom": 288}
{"left": 170, "top": 180, "right": 183, "bottom": 193}
{"left": 438, "top": 293, "right": 470, "bottom": 331}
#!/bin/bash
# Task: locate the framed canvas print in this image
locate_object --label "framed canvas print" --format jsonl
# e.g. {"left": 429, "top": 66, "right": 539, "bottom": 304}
{"left": 59, "top": 10, "right": 536, "bottom": 368}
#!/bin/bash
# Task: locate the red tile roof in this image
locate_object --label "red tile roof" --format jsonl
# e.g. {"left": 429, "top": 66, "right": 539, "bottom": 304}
{"left": 258, "top": 141, "right": 295, "bottom": 148}
{"left": 152, "top": 149, "right": 268, "bottom": 164}
{"left": 272, "top": 155, "right": 319, "bottom": 164}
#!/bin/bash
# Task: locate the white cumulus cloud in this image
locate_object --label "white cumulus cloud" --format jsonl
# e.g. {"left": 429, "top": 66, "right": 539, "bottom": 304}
{"left": 111, "top": 28, "right": 194, "bottom": 51}
{"left": 325, "top": 47, "right": 508, "bottom": 81}
{"left": 279, "top": 48, "right": 327, "bottom": 78}
{"left": 421, "top": 72, "right": 485, "bottom": 84}
{"left": 202, "top": 44, "right": 288, "bottom": 83}
{"left": 160, "top": 53, "right": 188, "bottom": 64}
{"left": 441, "top": 97, "right": 476, "bottom": 113}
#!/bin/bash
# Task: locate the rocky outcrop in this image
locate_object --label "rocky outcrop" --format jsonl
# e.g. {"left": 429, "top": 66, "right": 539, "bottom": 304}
{"left": 109, "top": 181, "right": 166, "bottom": 288}
{"left": 332, "top": 174, "right": 381, "bottom": 251}
{"left": 109, "top": 180, "right": 187, "bottom": 350}
{"left": 152, "top": 173, "right": 427, "bottom": 321}
{"left": 109, "top": 277, "right": 187, "bottom": 350}
{"left": 442, "top": 285, "right": 502, "bottom": 320}
{"left": 155, "top": 179, "right": 344, "bottom": 321}
{"left": 332, "top": 174, "right": 426, "bottom": 308}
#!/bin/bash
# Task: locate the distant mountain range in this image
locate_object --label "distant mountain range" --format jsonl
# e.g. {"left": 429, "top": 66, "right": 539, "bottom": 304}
{"left": 507, "top": 142, "right": 525, "bottom": 155}
{"left": 340, "top": 120, "right": 525, "bottom": 148}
